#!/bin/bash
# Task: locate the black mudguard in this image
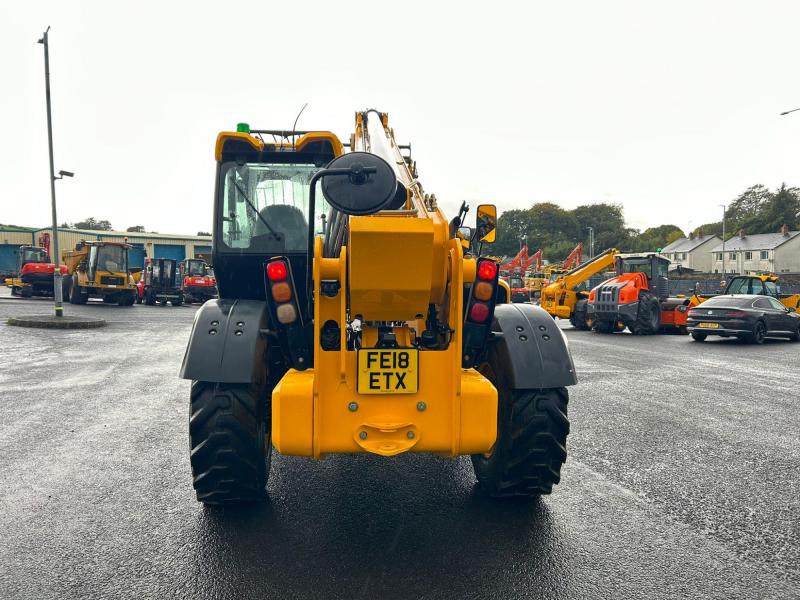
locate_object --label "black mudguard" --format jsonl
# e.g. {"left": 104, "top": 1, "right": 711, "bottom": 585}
{"left": 490, "top": 303, "right": 578, "bottom": 389}
{"left": 179, "top": 299, "right": 268, "bottom": 384}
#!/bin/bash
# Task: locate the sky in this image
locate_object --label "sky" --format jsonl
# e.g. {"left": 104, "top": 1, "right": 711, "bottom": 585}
{"left": 2, "top": 1, "right": 800, "bottom": 239}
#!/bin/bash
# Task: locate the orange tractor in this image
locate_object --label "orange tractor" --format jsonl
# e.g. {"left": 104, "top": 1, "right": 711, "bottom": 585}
{"left": 586, "top": 253, "right": 689, "bottom": 334}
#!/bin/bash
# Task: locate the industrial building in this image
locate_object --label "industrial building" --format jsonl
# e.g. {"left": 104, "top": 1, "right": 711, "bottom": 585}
{"left": 0, "top": 226, "right": 212, "bottom": 275}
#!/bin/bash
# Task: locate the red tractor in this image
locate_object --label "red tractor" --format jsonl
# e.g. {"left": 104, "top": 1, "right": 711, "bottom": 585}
{"left": 9, "top": 245, "right": 68, "bottom": 298}
{"left": 586, "top": 253, "right": 689, "bottom": 334}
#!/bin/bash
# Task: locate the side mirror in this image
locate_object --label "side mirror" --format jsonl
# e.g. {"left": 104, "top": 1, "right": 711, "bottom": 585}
{"left": 475, "top": 204, "right": 497, "bottom": 243}
{"left": 787, "top": 306, "right": 796, "bottom": 313}
{"left": 321, "top": 152, "right": 397, "bottom": 216}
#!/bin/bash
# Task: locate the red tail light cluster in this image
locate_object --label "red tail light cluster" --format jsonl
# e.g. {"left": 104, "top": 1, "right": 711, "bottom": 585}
{"left": 265, "top": 258, "right": 298, "bottom": 324}
{"left": 724, "top": 310, "right": 747, "bottom": 318}
{"left": 463, "top": 258, "right": 501, "bottom": 368}
{"left": 467, "top": 258, "right": 500, "bottom": 324}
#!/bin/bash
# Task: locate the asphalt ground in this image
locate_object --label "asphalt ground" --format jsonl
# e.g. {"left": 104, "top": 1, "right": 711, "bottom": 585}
{"left": 0, "top": 289, "right": 798, "bottom": 599}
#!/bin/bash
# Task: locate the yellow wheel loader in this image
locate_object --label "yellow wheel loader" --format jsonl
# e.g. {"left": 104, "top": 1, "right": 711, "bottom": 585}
{"left": 180, "top": 112, "right": 577, "bottom": 504}
{"left": 62, "top": 240, "right": 137, "bottom": 306}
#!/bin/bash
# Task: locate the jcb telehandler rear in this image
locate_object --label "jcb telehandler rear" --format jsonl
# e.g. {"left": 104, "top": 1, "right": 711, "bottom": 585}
{"left": 180, "top": 111, "right": 577, "bottom": 504}
{"left": 586, "top": 253, "right": 689, "bottom": 334}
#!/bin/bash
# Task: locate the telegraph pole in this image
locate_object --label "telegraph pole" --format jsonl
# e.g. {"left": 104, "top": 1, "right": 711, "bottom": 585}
{"left": 38, "top": 27, "right": 71, "bottom": 317}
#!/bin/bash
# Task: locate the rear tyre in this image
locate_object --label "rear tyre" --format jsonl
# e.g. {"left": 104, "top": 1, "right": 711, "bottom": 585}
{"left": 62, "top": 278, "right": 72, "bottom": 302}
{"left": 790, "top": 325, "right": 800, "bottom": 343}
{"left": 189, "top": 381, "right": 270, "bottom": 505}
{"left": 145, "top": 290, "right": 155, "bottom": 306}
{"left": 70, "top": 274, "right": 87, "bottom": 304}
{"left": 472, "top": 351, "right": 569, "bottom": 498}
{"left": 11, "top": 286, "right": 20, "bottom": 296}
{"left": 20, "top": 286, "right": 33, "bottom": 298}
{"left": 690, "top": 332, "right": 707, "bottom": 342}
{"left": 569, "top": 299, "right": 590, "bottom": 330}
{"left": 746, "top": 320, "right": 767, "bottom": 345}
{"left": 629, "top": 293, "right": 660, "bottom": 335}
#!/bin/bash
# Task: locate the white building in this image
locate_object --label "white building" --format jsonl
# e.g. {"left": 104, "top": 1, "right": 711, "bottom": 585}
{"left": 660, "top": 233, "right": 721, "bottom": 272}
{"left": 709, "top": 225, "right": 800, "bottom": 274}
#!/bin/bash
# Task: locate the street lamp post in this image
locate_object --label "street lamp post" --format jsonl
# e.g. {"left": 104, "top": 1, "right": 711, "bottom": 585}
{"left": 38, "top": 27, "right": 73, "bottom": 317}
{"left": 719, "top": 204, "right": 726, "bottom": 277}
{"left": 586, "top": 226, "right": 594, "bottom": 258}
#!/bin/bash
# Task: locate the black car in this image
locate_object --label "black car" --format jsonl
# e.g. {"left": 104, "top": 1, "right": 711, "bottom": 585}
{"left": 687, "top": 294, "right": 800, "bottom": 344}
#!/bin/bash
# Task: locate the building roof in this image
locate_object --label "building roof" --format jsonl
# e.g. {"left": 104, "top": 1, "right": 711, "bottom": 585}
{"left": 661, "top": 234, "right": 720, "bottom": 253}
{"left": 709, "top": 231, "right": 800, "bottom": 252}
{"left": 30, "top": 226, "right": 211, "bottom": 242}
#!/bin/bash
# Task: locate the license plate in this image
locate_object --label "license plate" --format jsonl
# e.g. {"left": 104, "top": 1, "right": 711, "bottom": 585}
{"left": 357, "top": 349, "right": 418, "bottom": 394}
{"left": 698, "top": 322, "right": 720, "bottom": 329}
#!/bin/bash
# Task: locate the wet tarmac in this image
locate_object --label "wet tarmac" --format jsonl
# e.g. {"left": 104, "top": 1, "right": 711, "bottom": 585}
{"left": 1, "top": 290, "right": 798, "bottom": 599}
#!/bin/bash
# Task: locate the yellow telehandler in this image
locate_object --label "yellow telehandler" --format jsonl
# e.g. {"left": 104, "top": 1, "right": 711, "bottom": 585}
{"left": 179, "top": 111, "right": 577, "bottom": 503}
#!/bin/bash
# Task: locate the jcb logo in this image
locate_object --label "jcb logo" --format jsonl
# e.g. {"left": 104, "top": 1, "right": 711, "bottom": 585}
{"left": 357, "top": 349, "right": 419, "bottom": 394}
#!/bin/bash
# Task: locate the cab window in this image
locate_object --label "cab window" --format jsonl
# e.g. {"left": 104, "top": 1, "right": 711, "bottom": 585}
{"left": 219, "top": 162, "right": 328, "bottom": 254}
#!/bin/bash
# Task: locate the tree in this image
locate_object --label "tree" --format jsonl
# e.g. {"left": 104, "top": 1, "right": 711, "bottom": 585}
{"left": 196, "top": 231, "right": 212, "bottom": 237}
{"left": 126, "top": 225, "right": 146, "bottom": 233}
{"left": 726, "top": 184, "right": 771, "bottom": 230}
{"left": 572, "top": 203, "right": 630, "bottom": 252}
{"left": 757, "top": 183, "right": 799, "bottom": 232}
{"left": 495, "top": 209, "right": 535, "bottom": 256}
{"left": 629, "top": 224, "right": 684, "bottom": 252}
{"left": 66, "top": 217, "right": 113, "bottom": 231}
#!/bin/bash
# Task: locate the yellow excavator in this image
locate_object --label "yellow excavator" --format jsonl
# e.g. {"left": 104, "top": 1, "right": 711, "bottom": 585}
{"left": 179, "top": 111, "right": 578, "bottom": 504}
{"left": 539, "top": 248, "right": 620, "bottom": 329}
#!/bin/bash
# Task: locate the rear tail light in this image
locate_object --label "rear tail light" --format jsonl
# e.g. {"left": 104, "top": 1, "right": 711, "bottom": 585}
{"left": 477, "top": 261, "right": 498, "bottom": 281}
{"left": 724, "top": 310, "right": 746, "bottom": 317}
{"left": 463, "top": 258, "right": 500, "bottom": 368}
{"left": 469, "top": 302, "right": 489, "bottom": 323}
{"left": 263, "top": 257, "right": 309, "bottom": 369}
{"left": 687, "top": 309, "right": 699, "bottom": 317}
{"left": 266, "top": 261, "right": 288, "bottom": 282}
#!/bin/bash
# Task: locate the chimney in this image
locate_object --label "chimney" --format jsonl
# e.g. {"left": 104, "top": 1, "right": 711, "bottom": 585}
{"left": 689, "top": 231, "right": 695, "bottom": 240}
{"left": 780, "top": 224, "right": 790, "bottom": 237}
{"left": 738, "top": 229, "right": 745, "bottom": 239}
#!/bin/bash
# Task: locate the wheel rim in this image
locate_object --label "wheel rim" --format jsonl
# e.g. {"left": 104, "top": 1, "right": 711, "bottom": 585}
{"left": 755, "top": 323, "right": 765, "bottom": 342}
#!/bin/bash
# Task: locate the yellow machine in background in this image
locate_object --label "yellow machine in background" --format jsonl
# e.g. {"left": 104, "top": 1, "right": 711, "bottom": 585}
{"left": 62, "top": 240, "right": 137, "bottom": 305}
{"left": 179, "top": 111, "right": 578, "bottom": 504}
{"left": 688, "top": 273, "right": 800, "bottom": 310}
{"left": 539, "top": 248, "right": 620, "bottom": 329}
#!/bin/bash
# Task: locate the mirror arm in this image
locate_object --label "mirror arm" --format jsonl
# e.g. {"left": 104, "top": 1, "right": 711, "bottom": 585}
{"left": 305, "top": 165, "right": 378, "bottom": 315}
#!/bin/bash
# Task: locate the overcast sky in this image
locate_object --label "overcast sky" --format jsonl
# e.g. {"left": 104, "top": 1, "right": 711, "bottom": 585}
{"left": 2, "top": 1, "right": 799, "bottom": 239}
